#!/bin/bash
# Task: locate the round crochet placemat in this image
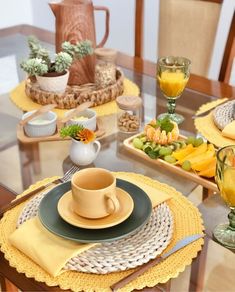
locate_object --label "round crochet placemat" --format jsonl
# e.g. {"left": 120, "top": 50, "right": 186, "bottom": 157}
{"left": 10, "top": 79, "right": 139, "bottom": 118}
{"left": 194, "top": 98, "right": 235, "bottom": 148}
{"left": 17, "top": 194, "right": 173, "bottom": 274}
{"left": 0, "top": 173, "right": 204, "bottom": 292}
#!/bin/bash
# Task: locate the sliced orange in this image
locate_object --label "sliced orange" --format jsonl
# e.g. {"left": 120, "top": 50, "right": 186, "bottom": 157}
{"left": 198, "top": 165, "right": 216, "bottom": 178}
{"left": 172, "top": 144, "right": 195, "bottom": 161}
{"left": 179, "top": 143, "right": 207, "bottom": 164}
{"left": 192, "top": 156, "right": 216, "bottom": 172}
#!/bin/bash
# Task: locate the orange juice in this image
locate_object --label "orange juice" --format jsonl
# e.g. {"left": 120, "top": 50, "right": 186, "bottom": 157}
{"left": 158, "top": 70, "right": 189, "bottom": 98}
{"left": 220, "top": 168, "right": 235, "bottom": 207}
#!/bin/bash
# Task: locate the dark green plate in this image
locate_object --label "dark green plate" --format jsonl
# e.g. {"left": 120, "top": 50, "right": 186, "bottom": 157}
{"left": 38, "top": 179, "right": 152, "bottom": 243}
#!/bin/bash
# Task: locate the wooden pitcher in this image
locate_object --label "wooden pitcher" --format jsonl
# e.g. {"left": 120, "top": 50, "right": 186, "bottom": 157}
{"left": 49, "top": 0, "right": 110, "bottom": 85}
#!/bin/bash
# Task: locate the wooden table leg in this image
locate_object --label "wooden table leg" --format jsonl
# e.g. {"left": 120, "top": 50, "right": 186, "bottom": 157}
{"left": 0, "top": 274, "right": 6, "bottom": 291}
{"left": 0, "top": 274, "right": 19, "bottom": 292}
{"left": 188, "top": 236, "right": 209, "bottom": 291}
{"left": 31, "top": 143, "right": 41, "bottom": 175}
{"left": 202, "top": 187, "right": 215, "bottom": 201}
{"left": 4, "top": 278, "right": 19, "bottom": 292}
{"left": 18, "top": 141, "right": 33, "bottom": 189}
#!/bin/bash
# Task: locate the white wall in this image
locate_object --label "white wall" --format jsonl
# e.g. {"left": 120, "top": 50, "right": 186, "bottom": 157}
{"left": 0, "top": 0, "right": 156, "bottom": 60}
{"left": 28, "top": 0, "right": 135, "bottom": 56}
{"left": 29, "top": 0, "right": 56, "bottom": 32}
{"left": 93, "top": 0, "right": 135, "bottom": 56}
{"left": 143, "top": 0, "right": 158, "bottom": 62}
{"left": 0, "top": 0, "right": 32, "bottom": 28}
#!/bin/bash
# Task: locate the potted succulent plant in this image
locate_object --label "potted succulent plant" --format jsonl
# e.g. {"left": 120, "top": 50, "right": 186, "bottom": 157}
{"left": 20, "top": 36, "right": 93, "bottom": 93}
{"left": 60, "top": 124, "right": 100, "bottom": 165}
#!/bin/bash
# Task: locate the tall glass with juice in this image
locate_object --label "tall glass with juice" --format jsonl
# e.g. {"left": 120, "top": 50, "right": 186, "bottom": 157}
{"left": 214, "top": 145, "right": 235, "bottom": 248}
{"left": 157, "top": 56, "right": 191, "bottom": 124}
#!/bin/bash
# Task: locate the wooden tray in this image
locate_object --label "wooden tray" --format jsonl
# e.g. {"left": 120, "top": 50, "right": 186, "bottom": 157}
{"left": 123, "top": 133, "right": 218, "bottom": 192}
{"left": 25, "top": 69, "right": 124, "bottom": 109}
{"left": 17, "top": 118, "right": 106, "bottom": 144}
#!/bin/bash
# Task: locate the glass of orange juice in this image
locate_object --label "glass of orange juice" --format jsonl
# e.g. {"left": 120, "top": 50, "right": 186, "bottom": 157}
{"left": 157, "top": 56, "right": 191, "bottom": 124}
{"left": 214, "top": 145, "right": 235, "bottom": 249}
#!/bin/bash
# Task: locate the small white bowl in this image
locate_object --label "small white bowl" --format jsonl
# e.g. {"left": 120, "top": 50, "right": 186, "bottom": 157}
{"left": 65, "top": 108, "right": 97, "bottom": 131}
{"left": 22, "top": 110, "right": 57, "bottom": 137}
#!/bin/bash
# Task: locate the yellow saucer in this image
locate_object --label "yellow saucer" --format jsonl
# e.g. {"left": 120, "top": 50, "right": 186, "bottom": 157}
{"left": 57, "top": 188, "right": 134, "bottom": 229}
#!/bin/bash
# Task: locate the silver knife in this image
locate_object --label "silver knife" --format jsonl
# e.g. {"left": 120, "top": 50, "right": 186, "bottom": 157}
{"left": 192, "top": 99, "right": 229, "bottom": 119}
{"left": 110, "top": 234, "right": 204, "bottom": 291}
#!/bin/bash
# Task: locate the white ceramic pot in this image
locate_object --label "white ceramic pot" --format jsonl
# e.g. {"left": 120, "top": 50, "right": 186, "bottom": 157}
{"left": 22, "top": 110, "right": 57, "bottom": 137}
{"left": 36, "top": 70, "right": 69, "bottom": 93}
{"left": 69, "top": 138, "right": 101, "bottom": 166}
{"left": 65, "top": 108, "right": 97, "bottom": 131}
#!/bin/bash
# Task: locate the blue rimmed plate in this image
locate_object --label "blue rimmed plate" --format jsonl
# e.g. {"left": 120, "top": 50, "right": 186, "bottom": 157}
{"left": 38, "top": 178, "right": 152, "bottom": 243}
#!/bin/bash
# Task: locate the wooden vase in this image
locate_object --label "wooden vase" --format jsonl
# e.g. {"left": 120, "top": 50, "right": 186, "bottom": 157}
{"left": 49, "top": 0, "right": 110, "bottom": 85}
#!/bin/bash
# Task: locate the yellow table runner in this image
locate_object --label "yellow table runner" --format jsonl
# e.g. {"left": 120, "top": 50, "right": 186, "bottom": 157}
{"left": 10, "top": 79, "right": 140, "bottom": 118}
{"left": 194, "top": 98, "right": 235, "bottom": 148}
{"left": 0, "top": 173, "right": 204, "bottom": 292}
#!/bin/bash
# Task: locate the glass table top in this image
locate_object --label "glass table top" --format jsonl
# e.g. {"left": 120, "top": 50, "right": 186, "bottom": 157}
{"left": 0, "top": 33, "right": 235, "bottom": 292}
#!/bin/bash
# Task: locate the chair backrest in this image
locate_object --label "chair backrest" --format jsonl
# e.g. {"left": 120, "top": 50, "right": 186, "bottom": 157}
{"left": 158, "top": 0, "right": 221, "bottom": 77}
{"left": 135, "top": 0, "right": 235, "bottom": 83}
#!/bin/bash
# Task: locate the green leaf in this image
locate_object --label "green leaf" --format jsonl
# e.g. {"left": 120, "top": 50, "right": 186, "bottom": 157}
{"left": 149, "top": 119, "right": 161, "bottom": 129}
{"left": 60, "top": 124, "right": 84, "bottom": 139}
{"left": 159, "top": 117, "right": 174, "bottom": 134}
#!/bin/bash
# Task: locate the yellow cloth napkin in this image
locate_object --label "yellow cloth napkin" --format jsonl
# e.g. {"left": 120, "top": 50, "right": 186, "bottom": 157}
{"left": 222, "top": 120, "right": 235, "bottom": 140}
{"left": 9, "top": 217, "right": 97, "bottom": 277}
{"left": 9, "top": 175, "right": 172, "bottom": 277}
{"left": 115, "top": 173, "right": 172, "bottom": 208}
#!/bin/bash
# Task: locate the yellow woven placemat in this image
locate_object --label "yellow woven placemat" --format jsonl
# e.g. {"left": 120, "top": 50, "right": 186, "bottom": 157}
{"left": 10, "top": 79, "right": 140, "bottom": 118}
{"left": 194, "top": 98, "right": 235, "bottom": 148}
{"left": 0, "top": 172, "right": 204, "bottom": 292}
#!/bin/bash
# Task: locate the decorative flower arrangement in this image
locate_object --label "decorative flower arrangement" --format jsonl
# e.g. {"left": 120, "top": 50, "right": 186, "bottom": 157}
{"left": 20, "top": 35, "right": 93, "bottom": 77}
{"left": 60, "top": 124, "right": 96, "bottom": 144}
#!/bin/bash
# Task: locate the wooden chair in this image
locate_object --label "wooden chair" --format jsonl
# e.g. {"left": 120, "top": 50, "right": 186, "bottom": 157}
{"left": 135, "top": 0, "right": 235, "bottom": 83}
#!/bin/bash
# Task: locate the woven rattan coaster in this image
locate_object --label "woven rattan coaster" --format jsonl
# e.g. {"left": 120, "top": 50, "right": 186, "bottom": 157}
{"left": 17, "top": 192, "right": 173, "bottom": 274}
{"left": 213, "top": 100, "right": 235, "bottom": 130}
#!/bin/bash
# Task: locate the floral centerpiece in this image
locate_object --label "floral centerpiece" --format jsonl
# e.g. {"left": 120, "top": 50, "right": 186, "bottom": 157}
{"left": 60, "top": 124, "right": 100, "bottom": 166}
{"left": 20, "top": 36, "right": 93, "bottom": 93}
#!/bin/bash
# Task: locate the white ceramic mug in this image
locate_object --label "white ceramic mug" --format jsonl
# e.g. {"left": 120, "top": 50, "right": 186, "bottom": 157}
{"left": 71, "top": 168, "right": 120, "bottom": 218}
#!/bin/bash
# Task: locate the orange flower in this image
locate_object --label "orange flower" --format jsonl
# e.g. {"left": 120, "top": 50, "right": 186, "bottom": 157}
{"left": 75, "top": 128, "right": 96, "bottom": 144}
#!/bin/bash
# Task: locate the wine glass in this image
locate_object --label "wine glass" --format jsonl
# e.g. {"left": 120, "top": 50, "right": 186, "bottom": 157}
{"left": 214, "top": 145, "right": 235, "bottom": 249}
{"left": 156, "top": 56, "right": 191, "bottom": 124}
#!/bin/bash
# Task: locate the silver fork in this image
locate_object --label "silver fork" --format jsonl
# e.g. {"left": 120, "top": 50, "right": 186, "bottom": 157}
{"left": 50, "top": 165, "right": 80, "bottom": 185}
{"left": 0, "top": 165, "right": 80, "bottom": 217}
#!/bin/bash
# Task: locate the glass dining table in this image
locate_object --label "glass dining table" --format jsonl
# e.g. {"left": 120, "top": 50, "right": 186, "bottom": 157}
{"left": 0, "top": 35, "right": 235, "bottom": 291}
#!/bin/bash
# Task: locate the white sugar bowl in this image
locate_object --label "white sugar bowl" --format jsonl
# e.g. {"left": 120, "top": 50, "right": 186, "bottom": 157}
{"left": 22, "top": 110, "right": 57, "bottom": 137}
{"left": 65, "top": 108, "right": 97, "bottom": 131}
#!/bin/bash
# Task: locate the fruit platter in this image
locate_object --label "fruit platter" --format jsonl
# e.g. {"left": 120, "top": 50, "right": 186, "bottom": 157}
{"left": 123, "top": 118, "right": 218, "bottom": 192}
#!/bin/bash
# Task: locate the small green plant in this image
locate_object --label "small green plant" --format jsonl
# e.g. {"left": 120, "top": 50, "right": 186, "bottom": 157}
{"left": 20, "top": 36, "right": 93, "bottom": 76}
{"left": 20, "top": 58, "right": 48, "bottom": 76}
{"left": 54, "top": 52, "right": 73, "bottom": 73}
{"left": 60, "top": 124, "right": 84, "bottom": 139}
{"left": 60, "top": 124, "right": 96, "bottom": 143}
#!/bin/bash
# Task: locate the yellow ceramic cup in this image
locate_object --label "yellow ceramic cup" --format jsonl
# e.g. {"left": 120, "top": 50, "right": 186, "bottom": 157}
{"left": 71, "top": 168, "right": 120, "bottom": 218}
